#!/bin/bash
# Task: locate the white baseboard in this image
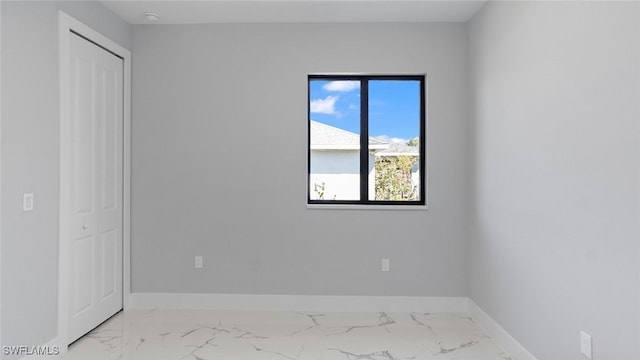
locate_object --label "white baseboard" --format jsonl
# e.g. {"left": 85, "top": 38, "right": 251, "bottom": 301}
{"left": 127, "top": 293, "right": 469, "bottom": 313}
{"left": 469, "top": 300, "right": 538, "bottom": 360}
{"left": 17, "top": 337, "right": 61, "bottom": 360}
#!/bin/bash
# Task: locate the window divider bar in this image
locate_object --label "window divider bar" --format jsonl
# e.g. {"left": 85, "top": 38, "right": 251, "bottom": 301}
{"left": 360, "top": 79, "right": 369, "bottom": 203}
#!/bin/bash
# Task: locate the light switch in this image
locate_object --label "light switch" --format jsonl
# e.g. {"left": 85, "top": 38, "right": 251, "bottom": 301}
{"left": 580, "top": 331, "right": 592, "bottom": 359}
{"left": 23, "top": 193, "right": 34, "bottom": 211}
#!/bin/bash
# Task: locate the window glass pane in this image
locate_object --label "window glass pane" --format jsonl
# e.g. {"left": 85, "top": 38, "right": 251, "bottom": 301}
{"left": 368, "top": 80, "right": 421, "bottom": 201}
{"left": 309, "top": 80, "right": 361, "bottom": 201}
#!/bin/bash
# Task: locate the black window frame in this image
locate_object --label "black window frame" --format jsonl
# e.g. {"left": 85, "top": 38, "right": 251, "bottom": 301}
{"left": 307, "top": 74, "right": 426, "bottom": 206}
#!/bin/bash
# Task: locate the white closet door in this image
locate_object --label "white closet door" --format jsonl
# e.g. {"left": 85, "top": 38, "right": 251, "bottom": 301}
{"left": 68, "top": 32, "right": 123, "bottom": 344}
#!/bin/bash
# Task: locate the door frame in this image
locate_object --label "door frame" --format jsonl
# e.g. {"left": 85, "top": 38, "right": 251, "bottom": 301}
{"left": 57, "top": 11, "right": 131, "bottom": 353}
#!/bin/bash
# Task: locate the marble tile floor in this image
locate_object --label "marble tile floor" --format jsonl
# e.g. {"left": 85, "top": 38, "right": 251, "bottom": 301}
{"left": 63, "top": 309, "right": 512, "bottom": 360}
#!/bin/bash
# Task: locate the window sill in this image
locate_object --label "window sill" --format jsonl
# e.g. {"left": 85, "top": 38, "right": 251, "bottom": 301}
{"left": 306, "top": 204, "right": 429, "bottom": 211}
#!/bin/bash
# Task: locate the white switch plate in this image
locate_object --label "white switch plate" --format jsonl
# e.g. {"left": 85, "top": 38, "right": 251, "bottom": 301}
{"left": 195, "top": 256, "right": 203, "bottom": 269}
{"left": 381, "top": 258, "right": 390, "bottom": 272}
{"left": 580, "top": 331, "right": 592, "bottom": 359}
{"left": 23, "top": 193, "right": 34, "bottom": 211}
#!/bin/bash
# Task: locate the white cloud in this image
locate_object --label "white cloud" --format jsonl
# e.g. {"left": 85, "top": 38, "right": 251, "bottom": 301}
{"left": 374, "top": 135, "right": 410, "bottom": 144}
{"left": 310, "top": 96, "right": 339, "bottom": 115}
{"left": 322, "top": 81, "right": 360, "bottom": 92}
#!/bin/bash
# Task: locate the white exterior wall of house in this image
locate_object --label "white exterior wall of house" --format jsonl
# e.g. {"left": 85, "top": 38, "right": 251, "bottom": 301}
{"left": 412, "top": 169, "right": 420, "bottom": 197}
{"left": 309, "top": 150, "right": 376, "bottom": 200}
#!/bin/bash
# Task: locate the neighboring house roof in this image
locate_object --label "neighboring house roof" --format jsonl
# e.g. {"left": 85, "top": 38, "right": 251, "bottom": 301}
{"left": 310, "top": 120, "right": 389, "bottom": 151}
{"left": 376, "top": 143, "right": 419, "bottom": 157}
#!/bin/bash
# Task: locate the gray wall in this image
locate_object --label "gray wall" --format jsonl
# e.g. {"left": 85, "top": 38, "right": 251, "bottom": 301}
{"left": 130, "top": 23, "right": 471, "bottom": 296}
{"left": 1, "top": 1, "right": 130, "bottom": 355}
{"left": 468, "top": 1, "right": 640, "bottom": 359}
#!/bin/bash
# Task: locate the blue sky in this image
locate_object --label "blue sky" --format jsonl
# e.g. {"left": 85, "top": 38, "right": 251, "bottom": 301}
{"left": 309, "top": 79, "right": 421, "bottom": 144}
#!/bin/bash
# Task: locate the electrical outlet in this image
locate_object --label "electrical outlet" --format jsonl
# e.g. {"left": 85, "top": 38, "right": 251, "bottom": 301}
{"left": 23, "top": 193, "right": 34, "bottom": 211}
{"left": 195, "top": 256, "right": 203, "bottom": 269}
{"left": 580, "top": 331, "right": 592, "bottom": 359}
{"left": 381, "top": 258, "right": 390, "bottom": 272}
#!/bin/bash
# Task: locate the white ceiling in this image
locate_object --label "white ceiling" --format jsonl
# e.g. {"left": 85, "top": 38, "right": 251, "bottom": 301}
{"left": 101, "top": 0, "right": 487, "bottom": 25}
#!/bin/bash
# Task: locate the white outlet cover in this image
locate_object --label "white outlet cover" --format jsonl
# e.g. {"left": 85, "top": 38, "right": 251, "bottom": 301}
{"left": 381, "top": 258, "right": 390, "bottom": 272}
{"left": 195, "top": 256, "right": 203, "bottom": 269}
{"left": 580, "top": 331, "right": 592, "bottom": 359}
{"left": 23, "top": 193, "right": 34, "bottom": 211}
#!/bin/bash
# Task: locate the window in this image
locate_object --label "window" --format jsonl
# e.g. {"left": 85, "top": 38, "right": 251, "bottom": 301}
{"left": 308, "top": 75, "right": 425, "bottom": 206}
